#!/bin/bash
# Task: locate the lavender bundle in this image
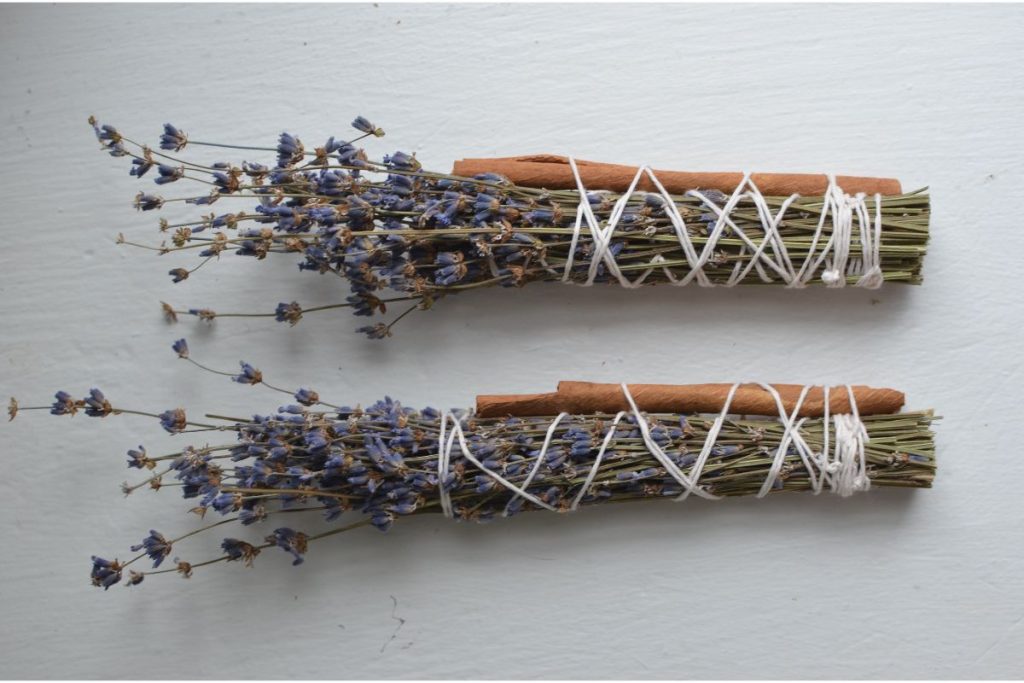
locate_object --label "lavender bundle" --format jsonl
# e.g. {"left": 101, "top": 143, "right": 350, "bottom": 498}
{"left": 10, "top": 342, "right": 935, "bottom": 589}
{"left": 89, "top": 117, "right": 930, "bottom": 339}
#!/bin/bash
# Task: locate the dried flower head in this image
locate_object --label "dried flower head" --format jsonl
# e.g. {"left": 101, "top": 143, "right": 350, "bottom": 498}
{"left": 161, "top": 301, "right": 179, "bottom": 323}
{"left": 233, "top": 362, "right": 262, "bottom": 385}
{"left": 172, "top": 338, "right": 189, "bottom": 359}
{"left": 274, "top": 301, "right": 303, "bottom": 326}
{"left": 160, "top": 123, "right": 188, "bottom": 152}
{"left": 159, "top": 408, "right": 187, "bottom": 433}
{"left": 131, "top": 529, "right": 173, "bottom": 568}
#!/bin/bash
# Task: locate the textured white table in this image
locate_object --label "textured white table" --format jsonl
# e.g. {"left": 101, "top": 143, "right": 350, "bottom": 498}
{"left": 2, "top": 3, "right": 1023, "bottom": 678}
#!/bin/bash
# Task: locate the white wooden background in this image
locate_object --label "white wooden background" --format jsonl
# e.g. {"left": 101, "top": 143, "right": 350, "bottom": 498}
{"left": 2, "top": 3, "right": 1023, "bottom": 678}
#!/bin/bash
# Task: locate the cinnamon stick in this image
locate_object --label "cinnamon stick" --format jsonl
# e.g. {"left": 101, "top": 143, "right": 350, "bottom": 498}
{"left": 452, "top": 154, "right": 903, "bottom": 197}
{"left": 475, "top": 381, "right": 904, "bottom": 418}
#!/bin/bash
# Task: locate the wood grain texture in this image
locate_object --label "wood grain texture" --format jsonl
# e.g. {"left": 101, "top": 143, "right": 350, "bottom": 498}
{"left": 476, "top": 382, "right": 905, "bottom": 417}
{"left": 453, "top": 154, "right": 904, "bottom": 195}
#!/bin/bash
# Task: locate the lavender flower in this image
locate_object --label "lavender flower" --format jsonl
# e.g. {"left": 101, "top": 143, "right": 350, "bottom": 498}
{"left": 126, "top": 445, "right": 152, "bottom": 470}
{"left": 233, "top": 362, "right": 263, "bottom": 385}
{"left": 356, "top": 323, "right": 390, "bottom": 340}
{"left": 90, "top": 556, "right": 122, "bottom": 589}
{"left": 172, "top": 338, "right": 189, "bottom": 359}
{"left": 294, "top": 388, "right": 319, "bottom": 406}
{"left": 130, "top": 156, "right": 154, "bottom": 178}
{"left": 155, "top": 164, "right": 184, "bottom": 185}
{"left": 89, "top": 117, "right": 125, "bottom": 156}
{"left": 82, "top": 388, "right": 113, "bottom": 417}
{"left": 131, "top": 530, "right": 173, "bottom": 568}
{"left": 160, "top": 123, "right": 188, "bottom": 152}
{"left": 133, "top": 192, "right": 163, "bottom": 211}
{"left": 266, "top": 527, "right": 308, "bottom": 565}
{"left": 159, "top": 408, "right": 187, "bottom": 433}
{"left": 50, "top": 391, "right": 79, "bottom": 416}
{"left": 274, "top": 301, "right": 303, "bottom": 326}
{"left": 351, "top": 116, "right": 383, "bottom": 137}
{"left": 276, "top": 132, "right": 304, "bottom": 167}
{"left": 221, "top": 538, "right": 260, "bottom": 567}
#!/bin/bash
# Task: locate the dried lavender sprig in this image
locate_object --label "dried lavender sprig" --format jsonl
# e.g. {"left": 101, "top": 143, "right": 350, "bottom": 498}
{"left": 90, "top": 117, "right": 930, "bottom": 338}
{"left": 11, "top": 342, "right": 936, "bottom": 589}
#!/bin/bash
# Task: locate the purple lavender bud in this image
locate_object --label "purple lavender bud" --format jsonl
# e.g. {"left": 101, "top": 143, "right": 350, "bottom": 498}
{"left": 274, "top": 301, "right": 303, "bottom": 326}
{"left": 192, "top": 193, "right": 222, "bottom": 206}
{"left": 304, "top": 429, "right": 328, "bottom": 451}
{"left": 82, "top": 388, "right": 112, "bottom": 417}
{"left": 233, "top": 362, "right": 263, "bottom": 385}
{"left": 211, "top": 493, "right": 239, "bottom": 515}
{"left": 159, "top": 408, "right": 187, "bottom": 433}
{"left": 370, "top": 510, "right": 394, "bottom": 532}
{"left": 130, "top": 529, "right": 173, "bottom": 568}
{"left": 89, "top": 118, "right": 126, "bottom": 156}
{"left": 389, "top": 501, "right": 418, "bottom": 516}
{"left": 347, "top": 294, "right": 380, "bottom": 317}
{"left": 541, "top": 486, "right": 561, "bottom": 505}
{"left": 471, "top": 172, "right": 508, "bottom": 186}
{"left": 266, "top": 527, "right": 307, "bottom": 565}
{"left": 275, "top": 132, "right": 304, "bottom": 168}
{"left": 133, "top": 192, "right": 163, "bottom": 211}
{"left": 126, "top": 445, "right": 150, "bottom": 470}
{"left": 644, "top": 193, "right": 665, "bottom": 208}
{"left": 351, "top": 116, "right": 383, "bottom": 137}
{"left": 172, "top": 338, "right": 189, "bottom": 359}
{"left": 239, "top": 505, "right": 267, "bottom": 526}
{"left": 356, "top": 323, "right": 390, "bottom": 340}
{"left": 434, "top": 263, "right": 467, "bottom": 286}
{"left": 130, "top": 157, "right": 154, "bottom": 178}
{"left": 435, "top": 251, "right": 463, "bottom": 266}
{"left": 154, "top": 164, "right": 184, "bottom": 185}
{"left": 506, "top": 496, "right": 525, "bottom": 517}
{"left": 383, "top": 150, "right": 420, "bottom": 171}
{"left": 50, "top": 390, "right": 78, "bottom": 416}
{"left": 525, "top": 209, "right": 555, "bottom": 225}
{"left": 221, "top": 538, "right": 260, "bottom": 566}
{"left": 90, "top": 556, "right": 122, "bottom": 590}
{"left": 159, "top": 123, "right": 188, "bottom": 152}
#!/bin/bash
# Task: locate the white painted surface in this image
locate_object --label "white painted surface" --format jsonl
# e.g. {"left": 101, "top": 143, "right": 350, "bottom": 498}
{"left": 1, "top": 3, "right": 1023, "bottom": 678}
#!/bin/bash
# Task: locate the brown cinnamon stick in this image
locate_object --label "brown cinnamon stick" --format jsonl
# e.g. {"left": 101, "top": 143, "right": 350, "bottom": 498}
{"left": 452, "top": 154, "right": 903, "bottom": 197}
{"left": 475, "top": 381, "right": 904, "bottom": 418}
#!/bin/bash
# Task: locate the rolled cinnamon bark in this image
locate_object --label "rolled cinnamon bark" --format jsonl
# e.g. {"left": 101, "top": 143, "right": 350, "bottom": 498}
{"left": 452, "top": 154, "right": 903, "bottom": 197}
{"left": 475, "top": 381, "right": 904, "bottom": 418}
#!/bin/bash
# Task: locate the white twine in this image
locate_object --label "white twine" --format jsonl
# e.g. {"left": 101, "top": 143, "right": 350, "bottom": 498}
{"left": 559, "top": 157, "right": 885, "bottom": 289}
{"left": 436, "top": 383, "right": 872, "bottom": 518}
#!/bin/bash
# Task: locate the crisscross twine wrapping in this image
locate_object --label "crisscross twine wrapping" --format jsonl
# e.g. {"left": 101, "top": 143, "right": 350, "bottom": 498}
{"left": 560, "top": 157, "right": 884, "bottom": 289}
{"left": 437, "top": 383, "right": 871, "bottom": 518}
